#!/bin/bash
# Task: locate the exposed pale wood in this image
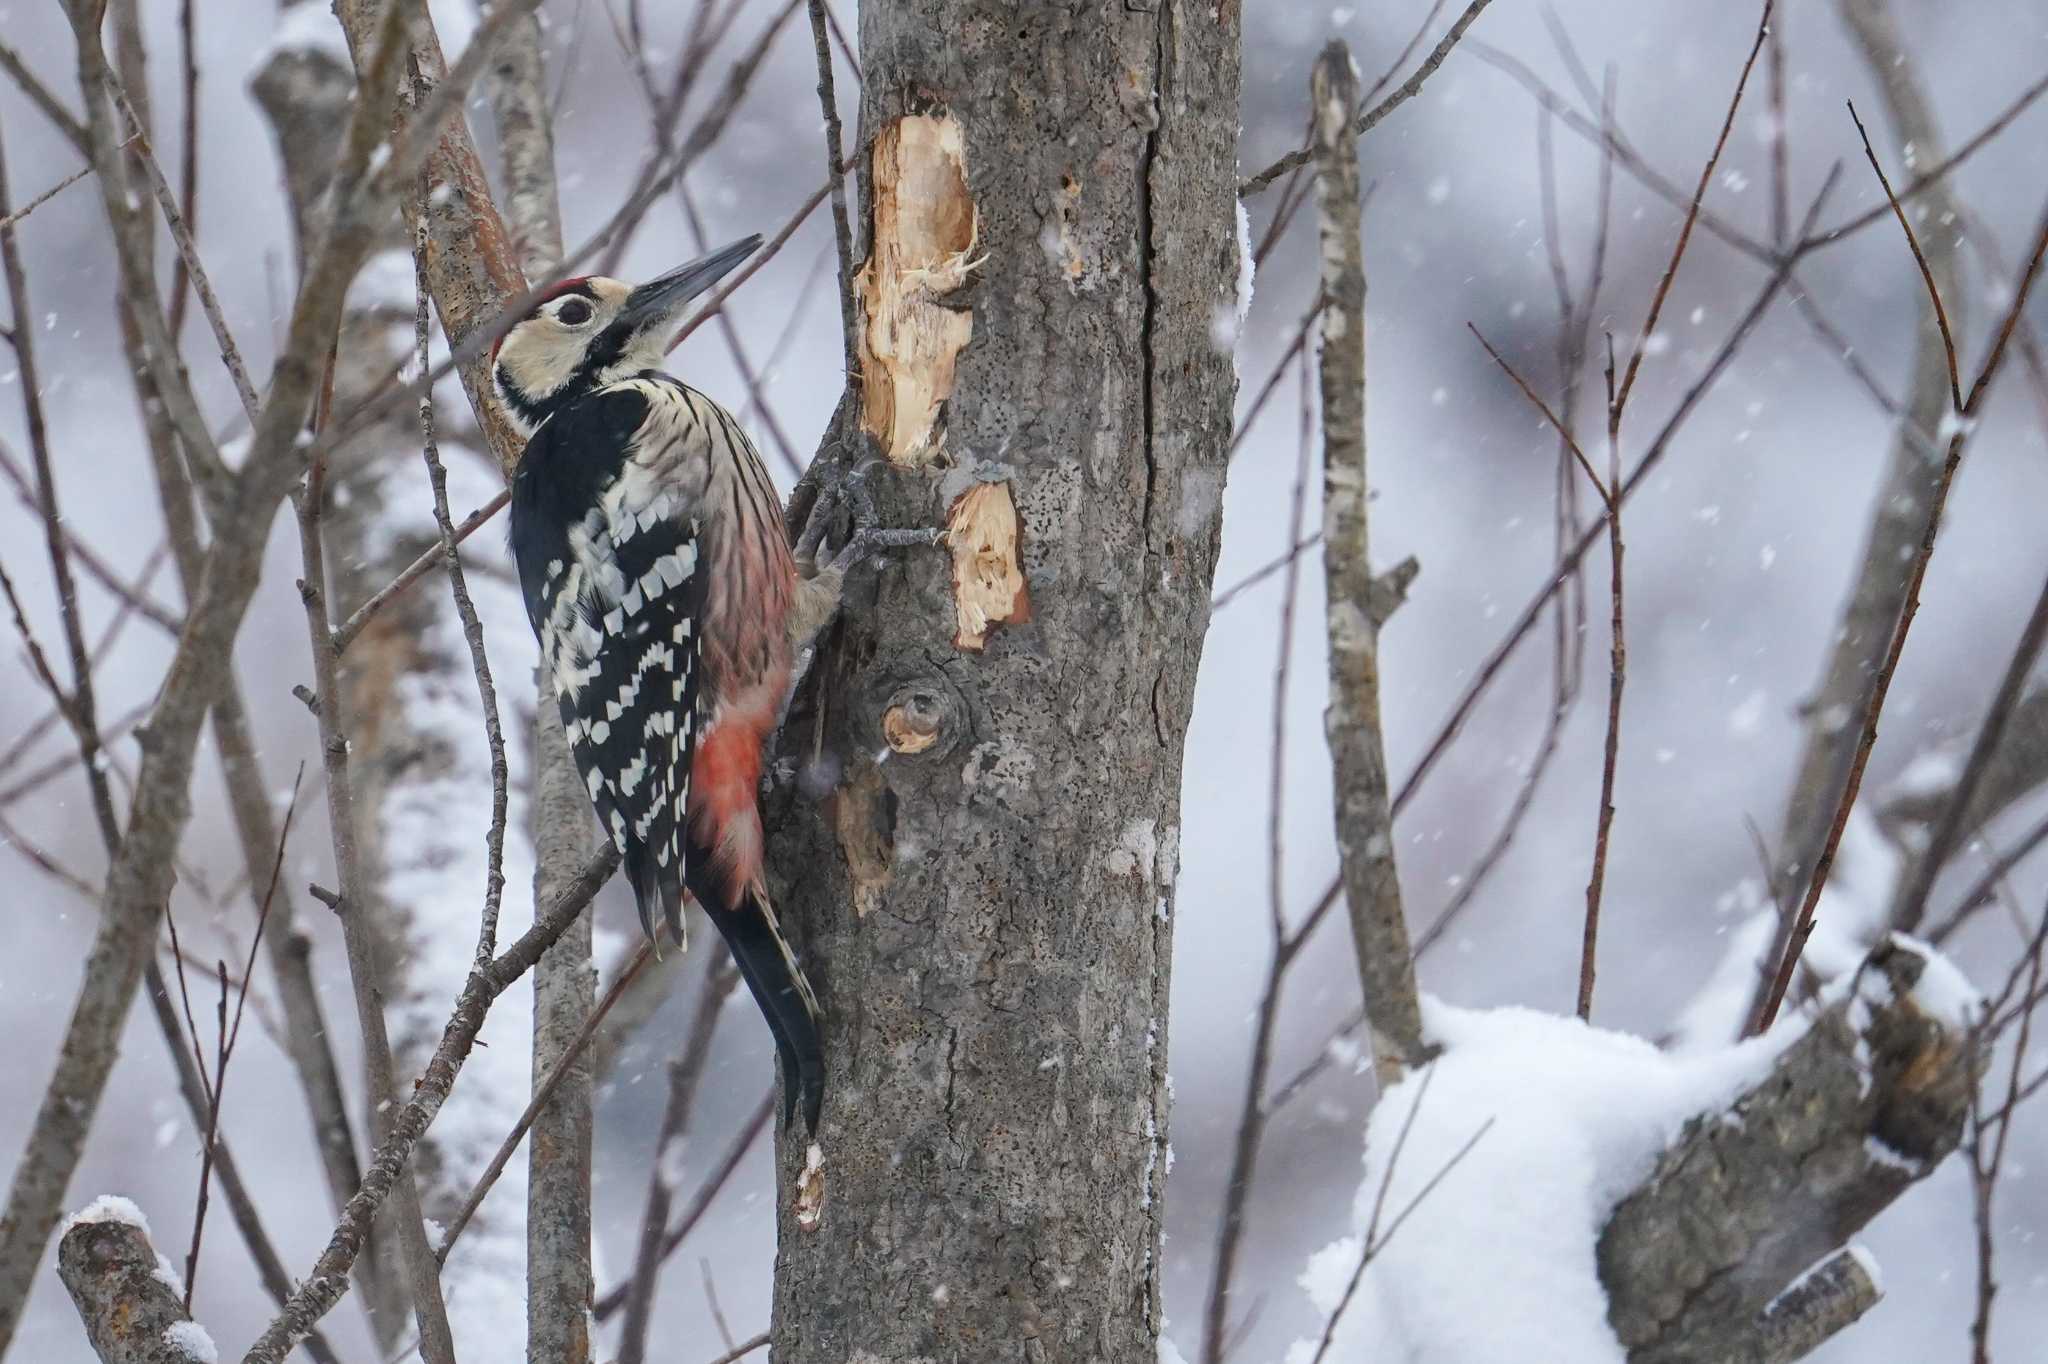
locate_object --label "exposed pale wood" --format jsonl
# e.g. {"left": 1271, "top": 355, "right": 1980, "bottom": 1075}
{"left": 855, "top": 113, "right": 977, "bottom": 466}
{"left": 944, "top": 480, "right": 1031, "bottom": 651}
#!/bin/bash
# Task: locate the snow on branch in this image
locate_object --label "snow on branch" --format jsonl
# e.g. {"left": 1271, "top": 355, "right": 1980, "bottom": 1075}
{"left": 1292, "top": 935, "right": 1979, "bottom": 1362}
{"left": 57, "top": 1202, "right": 219, "bottom": 1364}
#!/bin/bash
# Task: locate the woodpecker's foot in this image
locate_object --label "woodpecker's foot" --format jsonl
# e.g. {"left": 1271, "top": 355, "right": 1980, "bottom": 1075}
{"left": 792, "top": 459, "right": 880, "bottom": 576}
{"left": 787, "top": 459, "right": 945, "bottom": 657}
{"left": 786, "top": 524, "right": 945, "bottom": 661}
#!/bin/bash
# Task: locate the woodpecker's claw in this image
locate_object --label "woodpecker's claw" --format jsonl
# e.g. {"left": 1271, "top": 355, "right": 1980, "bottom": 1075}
{"left": 792, "top": 459, "right": 875, "bottom": 573}
{"left": 784, "top": 462, "right": 944, "bottom": 684}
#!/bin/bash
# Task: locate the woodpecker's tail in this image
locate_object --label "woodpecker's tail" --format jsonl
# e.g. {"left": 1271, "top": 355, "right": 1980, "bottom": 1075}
{"left": 625, "top": 843, "right": 687, "bottom": 954}
{"left": 695, "top": 877, "right": 824, "bottom": 1133}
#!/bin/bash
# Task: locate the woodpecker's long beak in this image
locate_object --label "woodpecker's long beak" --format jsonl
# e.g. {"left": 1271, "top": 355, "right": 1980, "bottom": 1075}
{"left": 619, "top": 235, "right": 763, "bottom": 339}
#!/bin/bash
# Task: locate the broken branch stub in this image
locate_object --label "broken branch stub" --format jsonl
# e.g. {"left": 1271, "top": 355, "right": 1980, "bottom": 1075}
{"left": 855, "top": 113, "right": 978, "bottom": 467}
{"left": 57, "top": 1208, "right": 206, "bottom": 1364}
{"left": 1599, "top": 936, "right": 1979, "bottom": 1363}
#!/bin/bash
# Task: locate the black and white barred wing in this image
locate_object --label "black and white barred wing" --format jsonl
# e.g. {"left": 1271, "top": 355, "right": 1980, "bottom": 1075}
{"left": 510, "top": 381, "right": 707, "bottom": 942}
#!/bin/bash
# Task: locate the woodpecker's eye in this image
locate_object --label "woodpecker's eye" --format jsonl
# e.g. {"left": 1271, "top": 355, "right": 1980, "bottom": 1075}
{"left": 556, "top": 298, "right": 593, "bottom": 326}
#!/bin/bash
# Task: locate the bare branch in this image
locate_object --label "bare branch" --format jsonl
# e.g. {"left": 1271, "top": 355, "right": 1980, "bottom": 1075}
{"left": 1611, "top": 2, "right": 1773, "bottom": 416}
{"left": 1199, "top": 349, "right": 1318, "bottom": 1364}
{"left": 1893, "top": 579, "right": 2048, "bottom": 929}
{"left": 1752, "top": 161, "right": 2048, "bottom": 1036}
{"left": 619, "top": 956, "right": 741, "bottom": 1364}
{"left": 438, "top": 946, "right": 651, "bottom": 1263}
{"left": 806, "top": 0, "right": 858, "bottom": 375}
{"left": 1311, "top": 41, "right": 1423, "bottom": 1077}
{"left": 592, "top": 1087, "right": 774, "bottom": 1322}
{"left": 1847, "top": 99, "right": 1962, "bottom": 408}
{"left": 332, "top": 491, "right": 509, "bottom": 651}
{"left": 293, "top": 387, "right": 459, "bottom": 1364}
{"left": 0, "top": 40, "right": 87, "bottom": 150}
{"left": 104, "top": 77, "right": 260, "bottom": 419}
{"left": 239, "top": 843, "right": 619, "bottom": 1364}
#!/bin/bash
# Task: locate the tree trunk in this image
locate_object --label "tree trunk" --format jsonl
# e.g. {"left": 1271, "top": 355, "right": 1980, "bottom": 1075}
{"left": 766, "top": 3, "right": 1240, "bottom": 1360}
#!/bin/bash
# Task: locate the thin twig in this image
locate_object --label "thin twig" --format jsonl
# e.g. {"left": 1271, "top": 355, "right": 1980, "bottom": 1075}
{"left": 1467, "top": 326, "right": 1608, "bottom": 504}
{"left": 1209, "top": 531, "right": 1322, "bottom": 611}
{"left": 1751, "top": 186, "right": 2048, "bottom": 1035}
{"left": 806, "top": 0, "right": 858, "bottom": 376}
{"left": 0, "top": 442, "right": 183, "bottom": 632}
{"left": 0, "top": 160, "right": 98, "bottom": 232}
{"left": 704, "top": 1333, "right": 769, "bottom": 1364}
{"left": 1929, "top": 811, "right": 2048, "bottom": 947}
{"left": 415, "top": 229, "right": 510, "bottom": 967}
{"left": 1966, "top": 899, "right": 2046, "bottom": 1361}
{"left": 1391, "top": 169, "right": 1842, "bottom": 823}
{"left": 333, "top": 491, "right": 510, "bottom": 652}
{"left": 1847, "top": 99, "right": 1963, "bottom": 410}
{"left": 592, "top": 1087, "right": 776, "bottom": 1320}
{"left": 619, "top": 955, "right": 741, "bottom": 1364}
{"left": 167, "top": 0, "right": 199, "bottom": 341}
{"left": 1229, "top": 300, "right": 1324, "bottom": 460}
{"left": 180, "top": 768, "right": 306, "bottom": 1311}
{"left": 1240, "top": 0, "right": 1498, "bottom": 196}
{"left": 1197, "top": 348, "right": 1318, "bottom": 1364}
{"left": 106, "top": 77, "right": 259, "bottom": 421}
{"left": 1612, "top": 1, "right": 1772, "bottom": 417}
{"left": 0, "top": 131, "right": 120, "bottom": 845}
{"left": 1582, "top": 332, "right": 1626, "bottom": 1021}
{"left": 1469, "top": 36, "right": 2048, "bottom": 271}
{"left": 1307, "top": 1068, "right": 1494, "bottom": 1364}
{"left": 436, "top": 945, "right": 650, "bottom": 1261}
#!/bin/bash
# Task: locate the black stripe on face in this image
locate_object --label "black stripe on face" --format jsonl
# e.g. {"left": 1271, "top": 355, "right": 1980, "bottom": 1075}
{"left": 571, "top": 318, "right": 637, "bottom": 391}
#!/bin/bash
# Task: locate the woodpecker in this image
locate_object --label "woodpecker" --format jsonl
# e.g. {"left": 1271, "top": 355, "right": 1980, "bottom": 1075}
{"left": 496, "top": 236, "right": 824, "bottom": 1131}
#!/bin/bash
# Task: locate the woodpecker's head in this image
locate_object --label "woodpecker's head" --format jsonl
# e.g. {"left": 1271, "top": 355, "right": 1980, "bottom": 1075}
{"left": 493, "top": 234, "right": 762, "bottom": 436}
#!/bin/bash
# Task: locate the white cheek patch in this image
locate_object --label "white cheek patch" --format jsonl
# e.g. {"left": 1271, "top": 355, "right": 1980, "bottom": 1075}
{"left": 499, "top": 324, "right": 589, "bottom": 401}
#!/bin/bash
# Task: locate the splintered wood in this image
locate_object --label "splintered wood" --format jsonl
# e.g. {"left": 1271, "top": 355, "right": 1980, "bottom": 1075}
{"left": 946, "top": 482, "right": 1031, "bottom": 652}
{"left": 856, "top": 114, "right": 977, "bottom": 467}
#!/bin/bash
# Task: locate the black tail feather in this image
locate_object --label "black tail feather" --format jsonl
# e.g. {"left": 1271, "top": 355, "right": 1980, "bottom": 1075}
{"left": 625, "top": 843, "right": 685, "bottom": 952}
{"left": 696, "top": 881, "right": 824, "bottom": 1133}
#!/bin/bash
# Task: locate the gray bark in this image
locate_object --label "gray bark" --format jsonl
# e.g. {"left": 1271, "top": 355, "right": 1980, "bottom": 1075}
{"left": 480, "top": 17, "right": 599, "bottom": 1359}
{"left": 1600, "top": 937, "right": 1976, "bottom": 1363}
{"left": 1312, "top": 41, "right": 1424, "bottom": 1084}
{"left": 57, "top": 1216, "right": 202, "bottom": 1364}
{"left": 306, "top": 17, "right": 540, "bottom": 1352}
{"left": 764, "top": 3, "right": 1239, "bottom": 1360}
{"left": 249, "top": 41, "right": 417, "bottom": 1347}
